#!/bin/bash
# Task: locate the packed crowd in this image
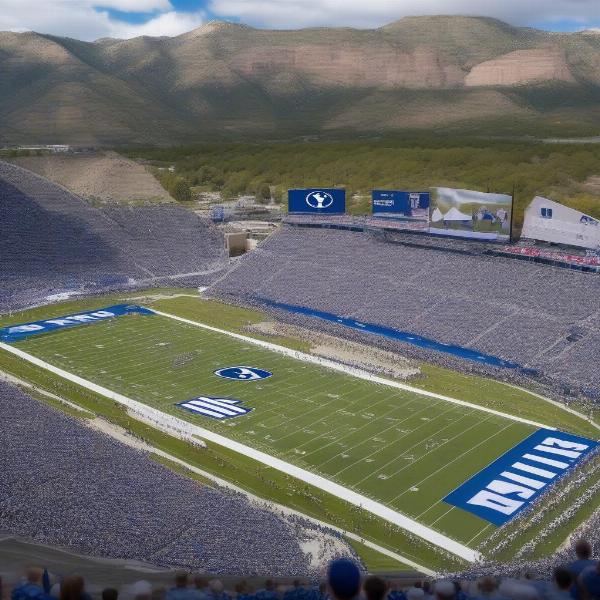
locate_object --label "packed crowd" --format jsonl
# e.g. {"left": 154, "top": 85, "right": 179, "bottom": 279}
{"left": 0, "top": 161, "right": 228, "bottom": 312}
{"left": 210, "top": 226, "right": 600, "bottom": 399}
{"left": 3, "top": 551, "right": 600, "bottom": 600}
{"left": 0, "top": 381, "right": 335, "bottom": 575}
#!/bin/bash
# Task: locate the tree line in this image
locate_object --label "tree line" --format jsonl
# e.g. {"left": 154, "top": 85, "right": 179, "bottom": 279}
{"left": 128, "top": 138, "right": 600, "bottom": 228}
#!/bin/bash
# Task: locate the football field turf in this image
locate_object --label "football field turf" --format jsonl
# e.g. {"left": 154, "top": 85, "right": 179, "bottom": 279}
{"left": 9, "top": 309, "right": 536, "bottom": 548}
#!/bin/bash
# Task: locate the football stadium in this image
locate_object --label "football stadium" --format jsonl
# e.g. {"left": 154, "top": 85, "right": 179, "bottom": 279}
{"left": 2, "top": 7, "right": 600, "bottom": 598}
{"left": 1, "top": 154, "right": 600, "bottom": 589}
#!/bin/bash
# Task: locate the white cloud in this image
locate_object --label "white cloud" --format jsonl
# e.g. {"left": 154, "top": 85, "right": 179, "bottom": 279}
{"left": 0, "top": 0, "right": 204, "bottom": 41}
{"left": 208, "top": 0, "right": 600, "bottom": 29}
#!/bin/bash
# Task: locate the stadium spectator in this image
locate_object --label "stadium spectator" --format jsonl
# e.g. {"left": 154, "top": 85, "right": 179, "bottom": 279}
{"left": 102, "top": 589, "right": 119, "bottom": 600}
{"left": 406, "top": 588, "right": 425, "bottom": 600}
{"left": 579, "top": 563, "right": 600, "bottom": 600}
{"left": 543, "top": 568, "right": 573, "bottom": 600}
{"left": 126, "top": 582, "right": 152, "bottom": 600}
{"left": 255, "top": 581, "right": 277, "bottom": 600}
{"left": 423, "top": 583, "right": 434, "bottom": 600}
{"left": 151, "top": 587, "right": 167, "bottom": 600}
{"left": 233, "top": 583, "right": 251, "bottom": 600}
{"left": 434, "top": 582, "right": 456, "bottom": 600}
{"left": 388, "top": 583, "right": 408, "bottom": 600}
{"left": 283, "top": 581, "right": 305, "bottom": 600}
{"left": 569, "top": 543, "right": 596, "bottom": 579}
{"left": 327, "top": 559, "right": 361, "bottom": 600}
{"left": 206, "top": 581, "right": 229, "bottom": 600}
{"left": 59, "top": 577, "right": 90, "bottom": 600}
{"left": 364, "top": 577, "right": 387, "bottom": 600}
{"left": 11, "top": 568, "right": 52, "bottom": 600}
{"left": 167, "top": 574, "right": 193, "bottom": 600}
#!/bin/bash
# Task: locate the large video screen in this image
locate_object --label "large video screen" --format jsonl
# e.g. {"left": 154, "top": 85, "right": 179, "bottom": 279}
{"left": 372, "top": 191, "right": 429, "bottom": 219}
{"left": 429, "top": 187, "right": 512, "bottom": 240}
{"left": 288, "top": 188, "right": 346, "bottom": 214}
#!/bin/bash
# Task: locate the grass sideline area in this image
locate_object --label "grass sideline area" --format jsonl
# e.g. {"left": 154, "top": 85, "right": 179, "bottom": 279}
{"left": 0, "top": 289, "right": 597, "bottom": 571}
{"left": 9, "top": 308, "right": 537, "bottom": 547}
{"left": 0, "top": 347, "right": 457, "bottom": 574}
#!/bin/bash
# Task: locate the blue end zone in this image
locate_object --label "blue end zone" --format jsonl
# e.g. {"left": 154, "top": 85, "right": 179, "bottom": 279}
{"left": 259, "top": 298, "right": 521, "bottom": 369}
{"left": 0, "top": 304, "right": 154, "bottom": 343}
{"left": 443, "top": 429, "right": 598, "bottom": 525}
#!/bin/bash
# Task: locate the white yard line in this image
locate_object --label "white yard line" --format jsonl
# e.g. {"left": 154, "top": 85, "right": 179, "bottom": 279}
{"left": 0, "top": 340, "right": 479, "bottom": 563}
{"left": 152, "top": 308, "right": 555, "bottom": 431}
{"left": 86, "top": 419, "right": 436, "bottom": 575}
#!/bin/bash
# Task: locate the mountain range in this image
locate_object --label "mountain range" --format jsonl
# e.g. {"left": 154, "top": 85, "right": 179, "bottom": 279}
{"left": 1, "top": 16, "right": 600, "bottom": 144}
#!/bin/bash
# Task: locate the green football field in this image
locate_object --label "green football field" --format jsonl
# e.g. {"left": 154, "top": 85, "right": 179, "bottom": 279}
{"left": 9, "top": 308, "right": 536, "bottom": 549}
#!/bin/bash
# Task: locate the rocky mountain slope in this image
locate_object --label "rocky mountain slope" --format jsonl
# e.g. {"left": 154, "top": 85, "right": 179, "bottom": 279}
{"left": 1, "top": 16, "right": 599, "bottom": 144}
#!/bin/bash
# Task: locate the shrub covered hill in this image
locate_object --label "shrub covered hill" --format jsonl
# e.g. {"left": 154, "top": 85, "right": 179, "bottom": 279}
{"left": 1, "top": 16, "right": 600, "bottom": 144}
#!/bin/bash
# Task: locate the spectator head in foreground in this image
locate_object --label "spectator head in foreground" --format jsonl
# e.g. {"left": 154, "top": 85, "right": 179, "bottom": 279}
{"left": 174, "top": 574, "right": 188, "bottom": 590}
{"left": 406, "top": 588, "right": 425, "bottom": 600}
{"left": 476, "top": 576, "right": 499, "bottom": 596}
{"left": 570, "top": 541, "right": 596, "bottom": 578}
{"left": 130, "top": 583, "right": 152, "bottom": 600}
{"left": 434, "top": 582, "right": 455, "bottom": 600}
{"left": 327, "top": 558, "right": 361, "bottom": 600}
{"left": 363, "top": 577, "right": 387, "bottom": 600}
{"left": 12, "top": 568, "right": 50, "bottom": 600}
{"left": 102, "top": 590, "right": 119, "bottom": 600}
{"left": 579, "top": 562, "right": 600, "bottom": 600}
{"left": 553, "top": 568, "right": 573, "bottom": 592}
{"left": 59, "top": 576, "right": 87, "bottom": 600}
{"left": 194, "top": 579, "right": 208, "bottom": 592}
{"left": 576, "top": 541, "right": 593, "bottom": 561}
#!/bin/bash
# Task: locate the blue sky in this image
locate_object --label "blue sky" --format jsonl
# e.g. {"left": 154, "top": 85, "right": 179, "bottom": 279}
{"left": 1, "top": 0, "right": 598, "bottom": 40}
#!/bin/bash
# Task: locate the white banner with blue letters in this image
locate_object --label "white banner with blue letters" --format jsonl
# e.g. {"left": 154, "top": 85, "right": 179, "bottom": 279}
{"left": 0, "top": 304, "right": 153, "bottom": 343}
{"left": 444, "top": 429, "right": 598, "bottom": 525}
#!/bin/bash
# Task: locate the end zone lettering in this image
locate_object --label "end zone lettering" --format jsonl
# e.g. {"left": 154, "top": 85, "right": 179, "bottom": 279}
{"left": 0, "top": 304, "right": 153, "bottom": 343}
{"left": 444, "top": 429, "right": 598, "bottom": 525}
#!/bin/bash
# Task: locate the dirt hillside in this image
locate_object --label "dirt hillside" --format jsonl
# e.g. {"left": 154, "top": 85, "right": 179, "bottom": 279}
{"left": 9, "top": 152, "right": 173, "bottom": 205}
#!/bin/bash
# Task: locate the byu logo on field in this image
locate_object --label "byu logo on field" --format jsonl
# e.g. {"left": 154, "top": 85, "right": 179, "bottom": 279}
{"left": 177, "top": 397, "right": 252, "bottom": 420}
{"left": 306, "top": 191, "right": 334, "bottom": 210}
{"left": 214, "top": 366, "right": 272, "bottom": 381}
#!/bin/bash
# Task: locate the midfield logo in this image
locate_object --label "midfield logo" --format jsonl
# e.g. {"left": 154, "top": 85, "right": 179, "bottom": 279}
{"left": 214, "top": 366, "right": 273, "bottom": 381}
{"left": 177, "top": 397, "right": 253, "bottom": 420}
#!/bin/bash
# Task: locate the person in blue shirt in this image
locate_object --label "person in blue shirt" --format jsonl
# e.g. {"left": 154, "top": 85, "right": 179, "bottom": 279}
{"left": 255, "top": 581, "right": 278, "bottom": 600}
{"left": 569, "top": 541, "right": 597, "bottom": 580}
{"left": 11, "top": 568, "right": 52, "bottom": 600}
{"left": 166, "top": 573, "right": 198, "bottom": 600}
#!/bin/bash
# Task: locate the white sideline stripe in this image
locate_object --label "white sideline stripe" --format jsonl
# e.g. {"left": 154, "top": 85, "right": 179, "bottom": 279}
{"left": 152, "top": 309, "right": 555, "bottom": 431}
{"left": 0, "top": 340, "right": 478, "bottom": 563}
{"left": 503, "top": 382, "right": 600, "bottom": 432}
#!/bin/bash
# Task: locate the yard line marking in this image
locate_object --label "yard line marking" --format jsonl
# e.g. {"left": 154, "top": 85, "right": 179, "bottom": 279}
{"left": 348, "top": 412, "right": 487, "bottom": 484}
{"left": 151, "top": 309, "right": 555, "bottom": 430}
{"left": 0, "top": 340, "right": 480, "bottom": 562}
{"left": 390, "top": 423, "right": 515, "bottom": 503}
{"left": 467, "top": 523, "right": 493, "bottom": 546}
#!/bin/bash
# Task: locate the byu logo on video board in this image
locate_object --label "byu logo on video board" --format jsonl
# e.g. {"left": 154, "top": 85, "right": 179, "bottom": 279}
{"left": 214, "top": 366, "right": 272, "bottom": 381}
{"left": 177, "top": 397, "right": 252, "bottom": 420}
{"left": 306, "top": 191, "right": 334, "bottom": 210}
